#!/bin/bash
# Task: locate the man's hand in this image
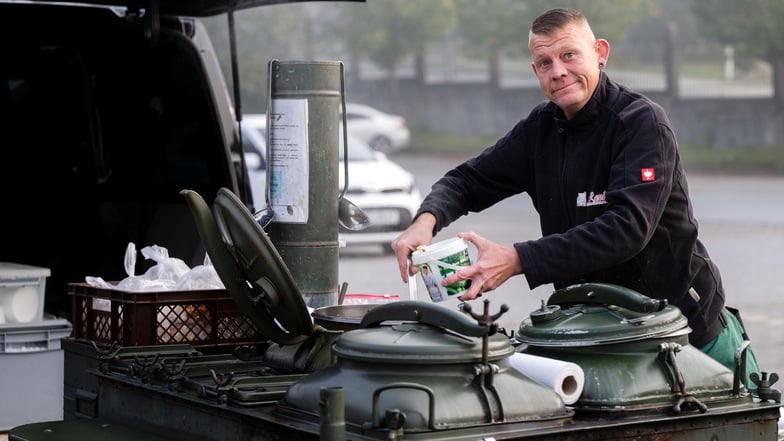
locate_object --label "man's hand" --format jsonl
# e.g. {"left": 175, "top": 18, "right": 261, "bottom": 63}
{"left": 391, "top": 213, "right": 436, "bottom": 283}
{"left": 441, "top": 231, "right": 524, "bottom": 301}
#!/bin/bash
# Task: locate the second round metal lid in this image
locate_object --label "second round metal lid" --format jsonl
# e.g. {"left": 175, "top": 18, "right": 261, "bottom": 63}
{"left": 517, "top": 283, "right": 689, "bottom": 347}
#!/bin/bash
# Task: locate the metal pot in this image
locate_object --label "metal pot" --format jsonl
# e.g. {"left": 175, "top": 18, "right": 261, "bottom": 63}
{"left": 516, "top": 283, "right": 743, "bottom": 413}
{"left": 280, "top": 301, "right": 572, "bottom": 433}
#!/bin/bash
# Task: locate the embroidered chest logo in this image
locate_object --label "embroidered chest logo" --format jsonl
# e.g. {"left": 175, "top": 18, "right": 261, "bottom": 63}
{"left": 576, "top": 190, "right": 607, "bottom": 207}
{"left": 641, "top": 168, "right": 656, "bottom": 182}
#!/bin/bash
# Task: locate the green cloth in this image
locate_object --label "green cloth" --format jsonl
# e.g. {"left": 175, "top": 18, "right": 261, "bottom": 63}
{"left": 700, "top": 308, "right": 760, "bottom": 389}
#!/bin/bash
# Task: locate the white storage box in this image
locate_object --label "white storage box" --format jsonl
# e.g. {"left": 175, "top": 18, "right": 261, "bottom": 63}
{"left": 0, "top": 317, "right": 72, "bottom": 431}
{"left": 0, "top": 262, "right": 50, "bottom": 324}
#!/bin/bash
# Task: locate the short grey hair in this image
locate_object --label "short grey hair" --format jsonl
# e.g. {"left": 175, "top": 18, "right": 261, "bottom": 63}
{"left": 529, "top": 8, "right": 591, "bottom": 47}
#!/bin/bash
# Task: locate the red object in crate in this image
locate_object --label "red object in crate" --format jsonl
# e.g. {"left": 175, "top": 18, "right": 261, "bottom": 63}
{"left": 68, "top": 282, "right": 264, "bottom": 348}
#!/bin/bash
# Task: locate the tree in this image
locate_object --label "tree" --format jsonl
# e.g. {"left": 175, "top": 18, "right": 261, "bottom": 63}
{"left": 453, "top": 0, "right": 651, "bottom": 87}
{"left": 452, "top": 0, "right": 537, "bottom": 87}
{"left": 328, "top": 0, "right": 456, "bottom": 105}
{"left": 690, "top": 0, "right": 784, "bottom": 101}
{"left": 203, "top": 3, "right": 335, "bottom": 113}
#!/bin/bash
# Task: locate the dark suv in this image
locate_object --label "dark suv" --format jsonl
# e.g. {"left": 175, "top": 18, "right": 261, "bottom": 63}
{"left": 0, "top": 1, "right": 265, "bottom": 317}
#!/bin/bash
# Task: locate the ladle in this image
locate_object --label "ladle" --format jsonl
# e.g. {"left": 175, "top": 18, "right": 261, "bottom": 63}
{"left": 339, "top": 195, "right": 370, "bottom": 230}
{"left": 337, "top": 63, "right": 370, "bottom": 231}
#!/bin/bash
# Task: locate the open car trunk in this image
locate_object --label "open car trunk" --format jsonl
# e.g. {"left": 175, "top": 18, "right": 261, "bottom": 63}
{"left": 0, "top": 0, "right": 361, "bottom": 318}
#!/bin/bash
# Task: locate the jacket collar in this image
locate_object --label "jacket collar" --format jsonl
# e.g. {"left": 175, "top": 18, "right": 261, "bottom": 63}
{"left": 553, "top": 71, "right": 608, "bottom": 130}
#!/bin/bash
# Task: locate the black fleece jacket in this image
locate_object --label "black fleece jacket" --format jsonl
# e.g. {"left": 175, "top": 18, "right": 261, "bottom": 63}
{"left": 417, "top": 72, "right": 725, "bottom": 348}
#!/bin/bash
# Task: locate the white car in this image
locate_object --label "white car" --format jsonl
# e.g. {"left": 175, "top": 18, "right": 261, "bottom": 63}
{"left": 342, "top": 102, "right": 411, "bottom": 153}
{"left": 241, "top": 116, "right": 421, "bottom": 252}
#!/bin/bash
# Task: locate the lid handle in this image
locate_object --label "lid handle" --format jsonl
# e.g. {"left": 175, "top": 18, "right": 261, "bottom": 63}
{"left": 548, "top": 283, "right": 668, "bottom": 313}
{"left": 360, "top": 301, "right": 489, "bottom": 337}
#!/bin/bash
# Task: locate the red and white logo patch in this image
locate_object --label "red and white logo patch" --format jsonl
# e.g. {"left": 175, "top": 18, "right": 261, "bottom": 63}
{"left": 641, "top": 168, "right": 656, "bottom": 182}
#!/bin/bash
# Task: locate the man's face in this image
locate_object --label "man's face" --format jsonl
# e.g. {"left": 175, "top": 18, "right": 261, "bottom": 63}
{"left": 529, "top": 23, "right": 608, "bottom": 119}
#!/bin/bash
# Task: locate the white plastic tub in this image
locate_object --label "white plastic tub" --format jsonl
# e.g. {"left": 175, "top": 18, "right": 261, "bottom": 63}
{"left": 0, "top": 317, "right": 72, "bottom": 431}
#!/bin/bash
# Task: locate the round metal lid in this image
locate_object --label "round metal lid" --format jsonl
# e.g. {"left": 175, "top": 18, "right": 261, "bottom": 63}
{"left": 181, "top": 188, "right": 313, "bottom": 345}
{"left": 517, "top": 283, "right": 689, "bottom": 347}
{"left": 333, "top": 301, "right": 514, "bottom": 364}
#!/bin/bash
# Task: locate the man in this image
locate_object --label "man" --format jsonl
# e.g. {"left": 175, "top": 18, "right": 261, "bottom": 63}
{"left": 421, "top": 264, "right": 447, "bottom": 302}
{"left": 392, "top": 8, "right": 759, "bottom": 386}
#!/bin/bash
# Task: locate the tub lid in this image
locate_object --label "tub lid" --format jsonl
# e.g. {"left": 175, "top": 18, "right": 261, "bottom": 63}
{"left": 516, "top": 283, "right": 689, "bottom": 347}
{"left": 0, "top": 262, "right": 50, "bottom": 280}
{"left": 181, "top": 188, "right": 313, "bottom": 345}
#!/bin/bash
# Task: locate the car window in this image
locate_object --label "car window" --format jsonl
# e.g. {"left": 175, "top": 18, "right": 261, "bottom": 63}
{"left": 344, "top": 111, "right": 365, "bottom": 121}
{"left": 241, "top": 125, "right": 267, "bottom": 169}
{"left": 340, "top": 134, "right": 376, "bottom": 161}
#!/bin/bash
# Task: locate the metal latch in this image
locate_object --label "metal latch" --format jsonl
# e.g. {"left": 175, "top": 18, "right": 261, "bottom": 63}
{"left": 658, "top": 342, "right": 708, "bottom": 413}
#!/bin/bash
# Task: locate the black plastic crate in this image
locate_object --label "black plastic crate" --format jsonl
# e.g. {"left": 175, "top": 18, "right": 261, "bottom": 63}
{"left": 69, "top": 282, "right": 263, "bottom": 348}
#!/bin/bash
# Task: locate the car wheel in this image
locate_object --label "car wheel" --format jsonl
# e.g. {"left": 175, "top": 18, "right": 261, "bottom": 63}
{"left": 369, "top": 136, "right": 394, "bottom": 153}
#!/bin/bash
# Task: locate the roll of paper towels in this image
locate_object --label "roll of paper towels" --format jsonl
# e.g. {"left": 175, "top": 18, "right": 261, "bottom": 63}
{"left": 509, "top": 352, "right": 585, "bottom": 405}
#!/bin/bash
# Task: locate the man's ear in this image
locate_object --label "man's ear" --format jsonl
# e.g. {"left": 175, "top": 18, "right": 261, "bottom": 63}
{"left": 596, "top": 38, "right": 611, "bottom": 67}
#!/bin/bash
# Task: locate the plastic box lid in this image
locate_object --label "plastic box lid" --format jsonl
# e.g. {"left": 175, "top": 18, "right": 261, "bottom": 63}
{"left": 0, "top": 262, "right": 51, "bottom": 279}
